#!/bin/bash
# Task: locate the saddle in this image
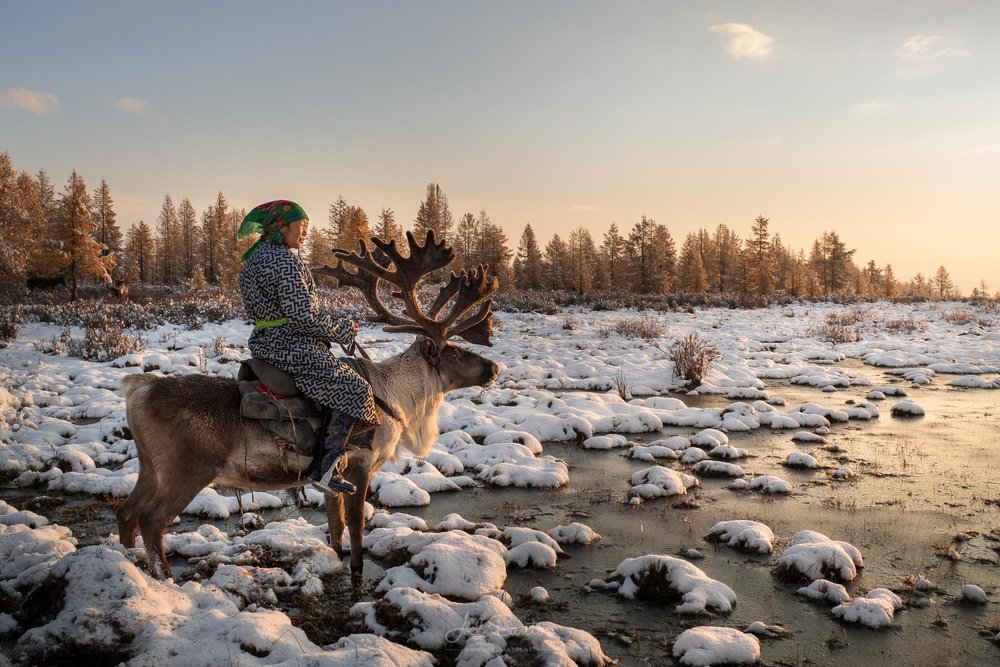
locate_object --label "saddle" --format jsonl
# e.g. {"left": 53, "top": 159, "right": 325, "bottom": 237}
{"left": 236, "top": 359, "right": 324, "bottom": 454}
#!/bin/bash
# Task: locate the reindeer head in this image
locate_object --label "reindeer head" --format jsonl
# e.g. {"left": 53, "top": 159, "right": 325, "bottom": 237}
{"left": 315, "top": 231, "right": 500, "bottom": 390}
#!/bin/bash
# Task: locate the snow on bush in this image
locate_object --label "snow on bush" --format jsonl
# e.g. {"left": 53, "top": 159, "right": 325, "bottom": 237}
{"left": 672, "top": 626, "right": 760, "bottom": 666}
{"left": 627, "top": 444, "right": 679, "bottom": 462}
{"left": 706, "top": 520, "right": 775, "bottom": 554}
{"left": 730, "top": 475, "right": 793, "bottom": 494}
{"left": 796, "top": 579, "right": 851, "bottom": 604}
{"left": 831, "top": 588, "right": 902, "bottom": 629}
{"left": 692, "top": 460, "right": 746, "bottom": 478}
{"left": 352, "top": 587, "right": 612, "bottom": 665}
{"left": 0, "top": 522, "right": 77, "bottom": 598}
{"left": 372, "top": 529, "right": 507, "bottom": 600}
{"left": 547, "top": 522, "right": 601, "bottom": 545}
{"left": 890, "top": 400, "right": 925, "bottom": 417}
{"left": 629, "top": 466, "right": 700, "bottom": 499}
{"left": 776, "top": 530, "right": 864, "bottom": 582}
{"left": 690, "top": 428, "right": 728, "bottom": 448}
{"left": 13, "top": 545, "right": 425, "bottom": 666}
{"left": 592, "top": 555, "right": 737, "bottom": 614}
{"left": 958, "top": 584, "right": 988, "bottom": 604}
{"left": 784, "top": 451, "right": 819, "bottom": 469}
{"left": 709, "top": 444, "right": 747, "bottom": 459}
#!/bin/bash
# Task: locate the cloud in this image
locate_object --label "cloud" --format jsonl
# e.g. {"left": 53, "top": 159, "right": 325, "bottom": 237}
{"left": 708, "top": 22, "right": 775, "bottom": 61}
{"left": 896, "top": 34, "right": 969, "bottom": 61}
{"left": 853, "top": 101, "right": 890, "bottom": 114}
{"left": 117, "top": 97, "right": 149, "bottom": 114}
{"left": 0, "top": 88, "right": 59, "bottom": 114}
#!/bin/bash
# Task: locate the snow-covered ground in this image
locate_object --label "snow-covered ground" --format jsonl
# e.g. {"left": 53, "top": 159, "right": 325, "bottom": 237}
{"left": 2, "top": 301, "right": 1000, "bottom": 665}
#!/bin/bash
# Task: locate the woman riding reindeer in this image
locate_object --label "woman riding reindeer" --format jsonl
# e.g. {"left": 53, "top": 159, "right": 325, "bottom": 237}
{"left": 236, "top": 200, "right": 376, "bottom": 495}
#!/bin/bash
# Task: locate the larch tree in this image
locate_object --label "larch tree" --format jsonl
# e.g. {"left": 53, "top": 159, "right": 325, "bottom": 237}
{"left": 177, "top": 198, "right": 200, "bottom": 283}
{"left": 882, "top": 264, "right": 897, "bottom": 298}
{"left": 0, "top": 153, "right": 25, "bottom": 286}
{"left": 650, "top": 222, "right": 677, "bottom": 293}
{"left": 677, "top": 232, "right": 708, "bottom": 292}
{"left": 375, "top": 207, "right": 403, "bottom": 246}
{"left": 932, "top": 266, "right": 957, "bottom": 299}
{"left": 567, "top": 226, "right": 598, "bottom": 293}
{"left": 478, "top": 216, "right": 512, "bottom": 288}
{"left": 454, "top": 212, "right": 479, "bottom": 267}
{"left": 155, "top": 195, "right": 181, "bottom": 284}
{"left": 625, "top": 215, "right": 660, "bottom": 293}
{"left": 125, "top": 221, "right": 156, "bottom": 283}
{"left": 91, "top": 179, "right": 123, "bottom": 267}
{"left": 327, "top": 196, "right": 350, "bottom": 249}
{"left": 712, "top": 224, "right": 741, "bottom": 294}
{"left": 809, "top": 231, "right": 856, "bottom": 295}
{"left": 51, "top": 171, "right": 113, "bottom": 299}
{"left": 413, "top": 182, "right": 453, "bottom": 240}
{"left": 513, "top": 224, "right": 543, "bottom": 290}
{"left": 338, "top": 205, "right": 371, "bottom": 253}
{"left": 747, "top": 215, "right": 774, "bottom": 298}
{"left": 598, "top": 223, "right": 627, "bottom": 291}
{"left": 542, "top": 234, "right": 570, "bottom": 290}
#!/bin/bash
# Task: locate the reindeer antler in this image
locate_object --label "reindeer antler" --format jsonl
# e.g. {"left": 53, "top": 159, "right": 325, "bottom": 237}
{"left": 314, "top": 230, "right": 497, "bottom": 349}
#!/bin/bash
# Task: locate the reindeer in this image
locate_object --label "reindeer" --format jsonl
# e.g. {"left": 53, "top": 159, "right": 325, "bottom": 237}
{"left": 118, "top": 232, "right": 499, "bottom": 578}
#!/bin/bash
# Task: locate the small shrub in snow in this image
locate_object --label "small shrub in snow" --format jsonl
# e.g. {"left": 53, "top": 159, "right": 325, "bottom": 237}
{"left": 669, "top": 334, "right": 722, "bottom": 390}
{"left": 831, "top": 588, "right": 902, "bottom": 629}
{"left": 672, "top": 626, "right": 760, "bottom": 666}
{"left": 705, "top": 520, "right": 775, "bottom": 554}
{"left": 601, "top": 314, "right": 665, "bottom": 340}
{"left": 784, "top": 452, "right": 819, "bottom": 469}
{"left": 891, "top": 400, "right": 924, "bottom": 417}
{"left": 594, "top": 555, "right": 737, "bottom": 613}
{"left": 0, "top": 305, "right": 22, "bottom": 347}
{"left": 546, "top": 522, "right": 601, "bottom": 545}
{"left": 796, "top": 579, "right": 851, "bottom": 604}
{"left": 958, "top": 584, "right": 987, "bottom": 604}
{"left": 775, "top": 530, "right": 864, "bottom": 582}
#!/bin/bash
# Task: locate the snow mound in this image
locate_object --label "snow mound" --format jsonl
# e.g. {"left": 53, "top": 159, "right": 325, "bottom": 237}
{"left": 729, "top": 475, "right": 793, "bottom": 494}
{"left": 958, "top": 584, "right": 987, "bottom": 604}
{"left": 13, "top": 545, "right": 419, "bottom": 665}
{"left": 692, "top": 460, "right": 746, "bottom": 478}
{"left": 690, "top": 428, "right": 728, "bottom": 448}
{"left": 372, "top": 529, "right": 507, "bottom": 599}
{"left": 831, "top": 588, "right": 902, "bottom": 629}
{"left": 629, "top": 466, "right": 700, "bottom": 499}
{"left": 776, "top": 530, "right": 864, "bottom": 582}
{"left": 0, "top": 521, "right": 77, "bottom": 598}
{"left": 891, "top": 400, "right": 925, "bottom": 417}
{"left": 672, "top": 626, "right": 761, "bottom": 666}
{"left": 594, "top": 555, "right": 737, "bottom": 614}
{"left": 627, "top": 444, "right": 679, "bottom": 462}
{"left": 477, "top": 455, "right": 569, "bottom": 488}
{"left": 784, "top": 452, "right": 819, "bottom": 469}
{"left": 547, "top": 522, "right": 601, "bottom": 545}
{"left": 352, "top": 587, "right": 612, "bottom": 665}
{"left": 582, "top": 433, "right": 629, "bottom": 450}
{"left": 706, "top": 520, "right": 775, "bottom": 554}
{"left": 796, "top": 579, "right": 851, "bottom": 604}
{"left": 792, "top": 431, "right": 825, "bottom": 444}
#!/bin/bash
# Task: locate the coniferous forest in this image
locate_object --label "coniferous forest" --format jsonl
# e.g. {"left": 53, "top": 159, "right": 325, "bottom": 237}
{"left": 0, "top": 151, "right": 988, "bottom": 305}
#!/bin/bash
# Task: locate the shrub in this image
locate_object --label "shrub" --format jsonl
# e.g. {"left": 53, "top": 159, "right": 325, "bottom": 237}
{"left": 64, "top": 310, "right": 146, "bottom": 361}
{"left": 600, "top": 314, "right": 665, "bottom": 340}
{"left": 669, "top": 333, "right": 722, "bottom": 390}
{"left": 0, "top": 305, "right": 22, "bottom": 347}
{"left": 809, "top": 324, "right": 861, "bottom": 344}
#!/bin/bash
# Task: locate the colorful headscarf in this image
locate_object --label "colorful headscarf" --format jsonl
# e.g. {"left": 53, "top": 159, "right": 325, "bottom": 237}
{"left": 237, "top": 200, "right": 309, "bottom": 261}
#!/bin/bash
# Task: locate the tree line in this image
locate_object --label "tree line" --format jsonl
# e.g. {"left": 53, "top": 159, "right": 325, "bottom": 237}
{"left": 0, "top": 151, "right": 984, "bottom": 302}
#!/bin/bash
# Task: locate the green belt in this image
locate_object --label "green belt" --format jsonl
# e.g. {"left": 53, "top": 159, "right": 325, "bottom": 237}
{"left": 254, "top": 317, "right": 289, "bottom": 330}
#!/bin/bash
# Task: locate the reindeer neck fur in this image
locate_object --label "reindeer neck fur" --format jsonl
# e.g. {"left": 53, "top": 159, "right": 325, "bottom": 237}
{"left": 363, "top": 343, "right": 443, "bottom": 458}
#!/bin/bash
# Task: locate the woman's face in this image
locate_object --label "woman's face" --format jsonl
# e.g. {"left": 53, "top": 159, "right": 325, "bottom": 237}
{"left": 280, "top": 218, "right": 309, "bottom": 249}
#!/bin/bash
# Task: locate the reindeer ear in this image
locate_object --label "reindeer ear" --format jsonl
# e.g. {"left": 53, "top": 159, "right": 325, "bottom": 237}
{"left": 418, "top": 337, "right": 440, "bottom": 361}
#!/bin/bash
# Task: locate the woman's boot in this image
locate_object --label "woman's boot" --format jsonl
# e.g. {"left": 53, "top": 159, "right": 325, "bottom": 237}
{"left": 308, "top": 410, "right": 357, "bottom": 495}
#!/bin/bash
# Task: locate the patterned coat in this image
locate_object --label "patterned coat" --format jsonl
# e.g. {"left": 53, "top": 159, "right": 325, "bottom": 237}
{"left": 238, "top": 242, "right": 378, "bottom": 424}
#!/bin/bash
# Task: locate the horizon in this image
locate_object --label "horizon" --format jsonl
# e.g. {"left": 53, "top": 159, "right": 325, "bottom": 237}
{"left": 2, "top": 1, "right": 998, "bottom": 292}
